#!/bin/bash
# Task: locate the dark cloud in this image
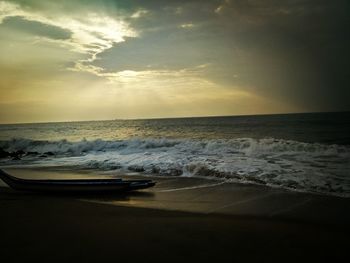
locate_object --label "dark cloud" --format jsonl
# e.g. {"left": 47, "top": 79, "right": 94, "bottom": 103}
{"left": 91, "top": 0, "right": 350, "bottom": 111}
{"left": 2, "top": 0, "right": 350, "bottom": 113}
{"left": 224, "top": 0, "right": 350, "bottom": 111}
{"left": 2, "top": 16, "right": 71, "bottom": 40}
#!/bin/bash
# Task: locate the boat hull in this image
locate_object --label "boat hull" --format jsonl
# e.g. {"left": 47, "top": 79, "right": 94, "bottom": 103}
{"left": 0, "top": 169, "right": 155, "bottom": 193}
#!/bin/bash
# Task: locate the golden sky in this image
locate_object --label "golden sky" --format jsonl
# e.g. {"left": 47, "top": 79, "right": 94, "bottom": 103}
{"left": 0, "top": 0, "right": 349, "bottom": 123}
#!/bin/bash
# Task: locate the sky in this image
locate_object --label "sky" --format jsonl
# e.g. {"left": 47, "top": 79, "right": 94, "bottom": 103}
{"left": 0, "top": 0, "right": 349, "bottom": 123}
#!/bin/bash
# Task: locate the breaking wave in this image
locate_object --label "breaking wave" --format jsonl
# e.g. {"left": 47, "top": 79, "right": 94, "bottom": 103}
{"left": 1, "top": 137, "right": 350, "bottom": 197}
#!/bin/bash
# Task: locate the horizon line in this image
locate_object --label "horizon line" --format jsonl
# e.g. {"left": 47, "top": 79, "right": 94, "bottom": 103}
{"left": 0, "top": 110, "right": 349, "bottom": 125}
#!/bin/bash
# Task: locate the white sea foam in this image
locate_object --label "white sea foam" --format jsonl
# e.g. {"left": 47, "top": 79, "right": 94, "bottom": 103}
{"left": 1, "top": 137, "right": 349, "bottom": 197}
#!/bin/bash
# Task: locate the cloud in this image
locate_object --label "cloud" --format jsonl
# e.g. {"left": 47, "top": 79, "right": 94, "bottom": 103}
{"left": 2, "top": 16, "right": 71, "bottom": 40}
{"left": 71, "top": 60, "right": 210, "bottom": 86}
{"left": 179, "top": 23, "right": 195, "bottom": 29}
{"left": 0, "top": 1, "right": 137, "bottom": 74}
{"left": 131, "top": 9, "right": 149, "bottom": 19}
{"left": 0, "top": 0, "right": 349, "bottom": 123}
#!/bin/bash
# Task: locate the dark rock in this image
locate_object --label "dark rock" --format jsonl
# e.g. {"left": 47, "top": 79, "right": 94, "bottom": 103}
{"left": 9, "top": 150, "right": 25, "bottom": 159}
{"left": 10, "top": 152, "right": 21, "bottom": 160}
{"left": 6, "top": 150, "right": 25, "bottom": 160}
{"left": 0, "top": 148, "right": 10, "bottom": 158}
{"left": 44, "top": 151, "right": 55, "bottom": 156}
{"left": 16, "top": 150, "right": 25, "bottom": 155}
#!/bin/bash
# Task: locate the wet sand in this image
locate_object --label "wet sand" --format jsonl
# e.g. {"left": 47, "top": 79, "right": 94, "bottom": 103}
{"left": 1, "top": 168, "right": 350, "bottom": 262}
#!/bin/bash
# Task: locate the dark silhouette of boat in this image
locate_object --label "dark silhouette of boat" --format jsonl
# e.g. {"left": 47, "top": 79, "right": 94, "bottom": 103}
{"left": 0, "top": 169, "right": 155, "bottom": 193}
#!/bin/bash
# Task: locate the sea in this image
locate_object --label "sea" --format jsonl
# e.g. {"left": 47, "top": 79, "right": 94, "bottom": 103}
{"left": 0, "top": 112, "right": 349, "bottom": 197}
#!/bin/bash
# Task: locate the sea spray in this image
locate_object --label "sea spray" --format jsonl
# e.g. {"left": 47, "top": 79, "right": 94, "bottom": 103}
{"left": 1, "top": 137, "right": 349, "bottom": 197}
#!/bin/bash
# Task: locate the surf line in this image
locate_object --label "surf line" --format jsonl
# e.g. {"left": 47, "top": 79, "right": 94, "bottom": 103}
{"left": 157, "top": 181, "right": 226, "bottom": 192}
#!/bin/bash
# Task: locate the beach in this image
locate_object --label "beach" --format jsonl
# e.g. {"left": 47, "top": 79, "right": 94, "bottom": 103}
{"left": 1, "top": 168, "right": 349, "bottom": 262}
{"left": 1, "top": 0, "right": 349, "bottom": 261}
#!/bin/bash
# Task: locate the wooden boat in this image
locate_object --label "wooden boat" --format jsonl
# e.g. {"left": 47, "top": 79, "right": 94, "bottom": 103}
{"left": 0, "top": 169, "right": 155, "bottom": 193}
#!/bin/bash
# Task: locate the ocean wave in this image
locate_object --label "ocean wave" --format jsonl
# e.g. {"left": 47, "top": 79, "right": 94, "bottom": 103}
{"left": 1, "top": 137, "right": 347, "bottom": 155}
{"left": 1, "top": 137, "right": 350, "bottom": 197}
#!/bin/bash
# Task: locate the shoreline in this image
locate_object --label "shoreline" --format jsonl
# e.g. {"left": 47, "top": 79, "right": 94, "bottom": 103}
{"left": 2, "top": 165, "right": 350, "bottom": 198}
{"left": 1, "top": 168, "right": 350, "bottom": 261}
{"left": 2, "top": 168, "right": 350, "bottom": 224}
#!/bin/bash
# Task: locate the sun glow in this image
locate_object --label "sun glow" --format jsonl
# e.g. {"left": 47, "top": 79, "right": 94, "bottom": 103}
{"left": 1, "top": 0, "right": 343, "bottom": 123}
